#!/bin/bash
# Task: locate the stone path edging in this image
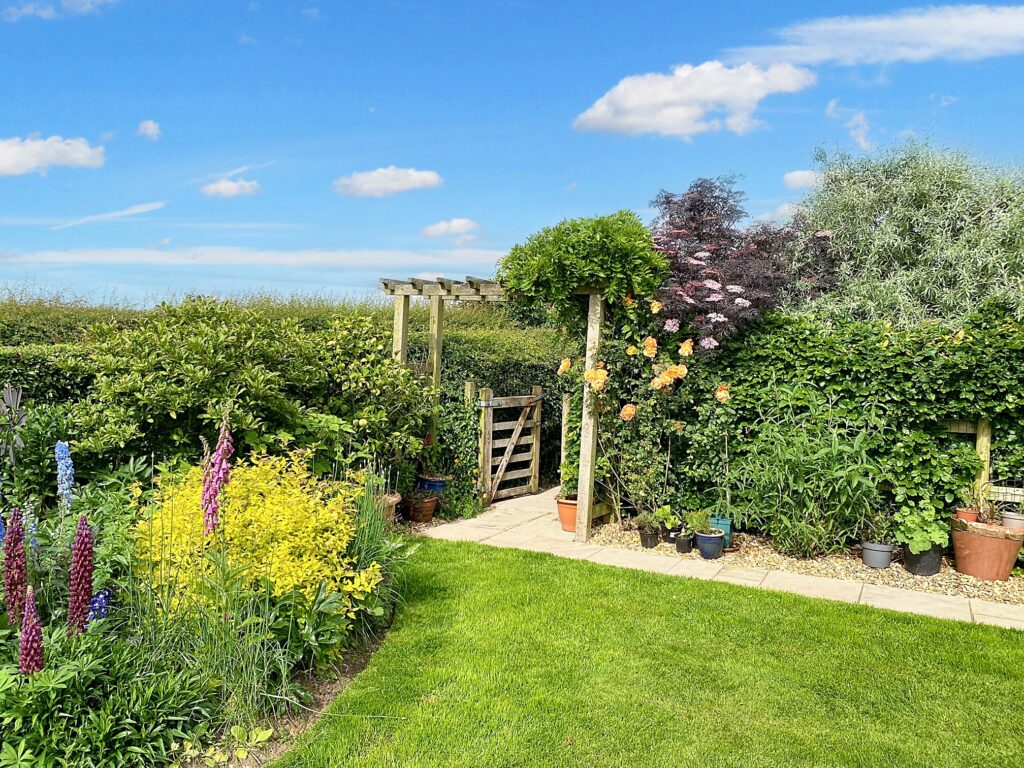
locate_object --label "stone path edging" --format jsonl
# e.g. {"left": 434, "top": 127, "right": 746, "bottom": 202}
{"left": 422, "top": 487, "right": 1024, "bottom": 631}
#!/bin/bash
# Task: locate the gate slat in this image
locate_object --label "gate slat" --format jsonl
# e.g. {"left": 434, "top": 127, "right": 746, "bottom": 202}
{"left": 489, "top": 404, "right": 531, "bottom": 498}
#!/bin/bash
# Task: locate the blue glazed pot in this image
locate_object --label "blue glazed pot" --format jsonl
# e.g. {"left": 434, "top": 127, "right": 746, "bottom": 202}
{"left": 416, "top": 476, "right": 448, "bottom": 494}
{"left": 710, "top": 515, "right": 732, "bottom": 547}
{"left": 695, "top": 530, "right": 725, "bottom": 560}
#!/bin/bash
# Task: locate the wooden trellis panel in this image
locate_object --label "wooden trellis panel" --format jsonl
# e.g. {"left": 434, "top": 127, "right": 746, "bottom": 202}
{"left": 478, "top": 386, "right": 543, "bottom": 504}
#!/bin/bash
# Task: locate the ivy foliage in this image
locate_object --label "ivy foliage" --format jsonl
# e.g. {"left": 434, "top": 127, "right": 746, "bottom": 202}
{"left": 498, "top": 211, "right": 667, "bottom": 327}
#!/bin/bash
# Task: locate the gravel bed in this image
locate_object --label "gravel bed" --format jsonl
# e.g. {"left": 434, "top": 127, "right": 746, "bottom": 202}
{"left": 591, "top": 523, "right": 1024, "bottom": 605}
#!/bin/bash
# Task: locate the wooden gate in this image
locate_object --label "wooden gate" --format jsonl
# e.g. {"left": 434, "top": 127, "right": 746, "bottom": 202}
{"left": 475, "top": 385, "right": 544, "bottom": 504}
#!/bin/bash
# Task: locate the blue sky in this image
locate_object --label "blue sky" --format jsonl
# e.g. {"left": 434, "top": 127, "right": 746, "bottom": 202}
{"left": 3, "top": 1, "right": 1024, "bottom": 304}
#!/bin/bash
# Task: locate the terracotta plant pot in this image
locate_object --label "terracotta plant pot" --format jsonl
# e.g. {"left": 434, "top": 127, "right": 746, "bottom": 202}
{"left": 952, "top": 519, "right": 1024, "bottom": 581}
{"left": 409, "top": 497, "right": 437, "bottom": 523}
{"left": 556, "top": 497, "right": 577, "bottom": 533}
{"left": 955, "top": 507, "right": 980, "bottom": 522}
{"left": 383, "top": 492, "right": 402, "bottom": 523}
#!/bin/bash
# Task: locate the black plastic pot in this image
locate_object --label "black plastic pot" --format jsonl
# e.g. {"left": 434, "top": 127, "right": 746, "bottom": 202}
{"left": 695, "top": 530, "right": 725, "bottom": 560}
{"left": 674, "top": 532, "right": 694, "bottom": 554}
{"left": 639, "top": 530, "right": 660, "bottom": 549}
{"left": 660, "top": 524, "right": 683, "bottom": 543}
{"left": 903, "top": 543, "right": 943, "bottom": 576}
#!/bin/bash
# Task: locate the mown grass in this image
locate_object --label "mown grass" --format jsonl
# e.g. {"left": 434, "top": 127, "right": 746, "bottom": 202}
{"left": 274, "top": 539, "right": 1023, "bottom": 768}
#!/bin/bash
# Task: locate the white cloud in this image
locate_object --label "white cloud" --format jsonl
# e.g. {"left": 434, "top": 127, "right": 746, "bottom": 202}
{"left": 421, "top": 218, "right": 478, "bottom": 238}
{"left": 758, "top": 202, "right": 802, "bottom": 222}
{"left": 3, "top": 0, "right": 114, "bottom": 21}
{"left": 136, "top": 119, "right": 160, "bottom": 140}
{"left": 846, "top": 111, "right": 872, "bottom": 151}
{"left": 0, "top": 245, "right": 503, "bottom": 270}
{"left": 0, "top": 135, "right": 104, "bottom": 176}
{"left": 730, "top": 5, "right": 1024, "bottom": 66}
{"left": 453, "top": 234, "right": 477, "bottom": 247}
{"left": 825, "top": 98, "right": 841, "bottom": 118}
{"left": 52, "top": 201, "right": 165, "bottom": 230}
{"left": 333, "top": 166, "right": 443, "bottom": 197}
{"left": 783, "top": 170, "right": 822, "bottom": 189}
{"left": 201, "top": 178, "right": 261, "bottom": 198}
{"left": 573, "top": 60, "right": 816, "bottom": 140}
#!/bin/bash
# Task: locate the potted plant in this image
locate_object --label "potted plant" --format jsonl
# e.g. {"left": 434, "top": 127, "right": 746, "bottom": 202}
{"left": 895, "top": 506, "right": 947, "bottom": 576}
{"left": 954, "top": 484, "right": 990, "bottom": 522}
{"left": 861, "top": 506, "right": 896, "bottom": 569}
{"left": 654, "top": 504, "right": 682, "bottom": 543}
{"left": 407, "top": 488, "right": 439, "bottom": 523}
{"left": 686, "top": 508, "right": 724, "bottom": 560}
{"left": 635, "top": 511, "right": 660, "bottom": 548}
{"left": 556, "top": 461, "right": 579, "bottom": 533}
{"left": 416, "top": 440, "right": 451, "bottom": 494}
{"left": 674, "top": 521, "right": 695, "bottom": 554}
{"left": 952, "top": 516, "right": 1024, "bottom": 580}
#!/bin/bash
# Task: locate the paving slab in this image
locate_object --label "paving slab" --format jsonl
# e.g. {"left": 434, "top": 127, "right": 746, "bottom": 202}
{"left": 421, "top": 523, "right": 496, "bottom": 542}
{"left": 760, "top": 570, "right": 863, "bottom": 604}
{"left": 587, "top": 547, "right": 680, "bottom": 574}
{"left": 973, "top": 613, "right": 1024, "bottom": 631}
{"left": 859, "top": 584, "right": 973, "bottom": 622}
{"left": 667, "top": 557, "right": 723, "bottom": 580}
{"left": 714, "top": 566, "right": 769, "bottom": 587}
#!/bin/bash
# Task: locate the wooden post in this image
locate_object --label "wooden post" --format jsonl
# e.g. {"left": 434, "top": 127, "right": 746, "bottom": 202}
{"left": 575, "top": 292, "right": 604, "bottom": 542}
{"left": 478, "top": 387, "right": 494, "bottom": 501}
{"left": 427, "top": 294, "right": 444, "bottom": 441}
{"left": 560, "top": 393, "right": 570, "bottom": 469}
{"left": 976, "top": 417, "right": 992, "bottom": 491}
{"left": 391, "top": 294, "right": 410, "bottom": 365}
{"left": 464, "top": 380, "right": 476, "bottom": 408}
{"left": 529, "top": 385, "right": 543, "bottom": 494}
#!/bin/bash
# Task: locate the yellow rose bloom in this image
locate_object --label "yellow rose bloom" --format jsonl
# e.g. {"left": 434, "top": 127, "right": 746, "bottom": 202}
{"left": 650, "top": 300, "right": 663, "bottom": 314}
{"left": 642, "top": 336, "right": 658, "bottom": 358}
{"left": 557, "top": 358, "right": 572, "bottom": 376}
{"left": 651, "top": 374, "right": 671, "bottom": 391}
{"left": 584, "top": 368, "right": 609, "bottom": 391}
{"left": 715, "top": 383, "right": 731, "bottom": 403}
{"left": 679, "top": 339, "right": 694, "bottom": 357}
{"left": 626, "top": 345, "right": 639, "bottom": 356}
{"left": 619, "top": 403, "right": 637, "bottom": 421}
{"left": 666, "top": 364, "right": 688, "bottom": 380}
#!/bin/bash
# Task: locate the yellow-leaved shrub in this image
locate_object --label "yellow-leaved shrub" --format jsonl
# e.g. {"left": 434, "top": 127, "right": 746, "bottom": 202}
{"left": 137, "top": 453, "right": 382, "bottom": 610}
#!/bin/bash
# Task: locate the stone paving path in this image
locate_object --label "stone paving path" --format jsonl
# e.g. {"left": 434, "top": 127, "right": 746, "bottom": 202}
{"left": 423, "top": 487, "right": 1024, "bottom": 631}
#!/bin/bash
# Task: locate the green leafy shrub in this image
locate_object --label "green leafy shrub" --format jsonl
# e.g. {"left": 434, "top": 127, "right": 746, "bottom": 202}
{"left": 498, "top": 211, "right": 667, "bottom": 326}
{"left": 730, "top": 391, "right": 880, "bottom": 557}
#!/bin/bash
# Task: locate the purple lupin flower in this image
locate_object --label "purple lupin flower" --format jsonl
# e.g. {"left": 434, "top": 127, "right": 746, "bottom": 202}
{"left": 67, "top": 515, "right": 95, "bottom": 635}
{"left": 3, "top": 508, "right": 26, "bottom": 626}
{"left": 19, "top": 587, "right": 44, "bottom": 675}
{"left": 202, "top": 421, "right": 234, "bottom": 536}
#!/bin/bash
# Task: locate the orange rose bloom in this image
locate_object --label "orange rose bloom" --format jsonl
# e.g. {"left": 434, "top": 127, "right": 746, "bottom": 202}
{"left": 623, "top": 295, "right": 636, "bottom": 307}
{"left": 642, "top": 336, "right": 658, "bottom": 358}
{"left": 619, "top": 403, "right": 638, "bottom": 421}
{"left": 665, "top": 364, "right": 688, "bottom": 380}
{"left": 651, "top": 374, "right": 671, "bottom": 391}
{"left": 584, "top": 368, "right": 609, "bottom": 391}
{"left": 715, "top": 383, "right": 731, "bottom": 403}
{"left": 679, "top": 339, "right": 694, "bottom": 358}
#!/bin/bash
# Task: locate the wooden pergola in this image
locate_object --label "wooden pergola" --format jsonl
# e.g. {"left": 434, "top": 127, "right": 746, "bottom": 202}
{"left": 379, "top": 277, "right": 605, "bottom": 542}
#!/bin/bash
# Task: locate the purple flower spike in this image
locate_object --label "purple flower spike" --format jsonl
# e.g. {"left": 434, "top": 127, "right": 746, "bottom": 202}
{"left": 3, "top": 508, "right": 26, "bottom": 626}
{"left": 202, "top": 421, "right": 234, "bottom": 536}
{"left": 19, "top": 587, "right": 44, "bottom": 675}
{"left": 68, "top": 515, "right": 95, "bottom": 635}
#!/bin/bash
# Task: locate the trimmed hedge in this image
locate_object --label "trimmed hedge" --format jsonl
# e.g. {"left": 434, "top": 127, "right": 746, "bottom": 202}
{"left": 0, "top": 344, "right": 93, "bottom": 403}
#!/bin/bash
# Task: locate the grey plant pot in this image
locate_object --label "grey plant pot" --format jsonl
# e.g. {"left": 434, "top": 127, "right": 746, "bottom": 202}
{"left": 999, "top": 509, "right": 1024, "bottom": 530}
{"left": 862, "top": 541, "right": 895, "bottom": 569}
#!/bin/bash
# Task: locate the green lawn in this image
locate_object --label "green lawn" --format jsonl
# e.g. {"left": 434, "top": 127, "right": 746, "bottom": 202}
{"left": 274, "top": 539, "right": 1023, "bottom": 768}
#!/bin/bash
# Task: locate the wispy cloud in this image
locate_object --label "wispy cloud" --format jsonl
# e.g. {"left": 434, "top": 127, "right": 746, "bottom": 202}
{"left": 783, "top": 170, "right": 821, "bottom": 189}
{"left": 2, "top": 0, "right": 114, "bottom": 22}
{"left": 201, "top": 178, "right": 261, "bottom": 198}
{"left": 729, "top": 5, "right": 1024, "bottom": 66}
{"left": 333, "top": 166, "right": 443, "bottom": 197}
{"left": 421, "top": 218, "right": 478, "bottom": 238}
{"left": 0, "top": 135, "right": 104, "bottom": 176}
{"left": 574, "top": 61, "right": 815, "bottom": 140}
{"left": 52, "top": 201, "right": 165, "bottom": 230}
{"left": 0, "top": 245, "right": 503, "bottom": 270}
{"left": 825, "top": 99, "right": 873, "bottom": 151}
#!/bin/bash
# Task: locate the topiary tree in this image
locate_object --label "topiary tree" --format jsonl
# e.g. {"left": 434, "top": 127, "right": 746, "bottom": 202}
{"left": 791, "top": 142, "right": 1024, "bottom": 328}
